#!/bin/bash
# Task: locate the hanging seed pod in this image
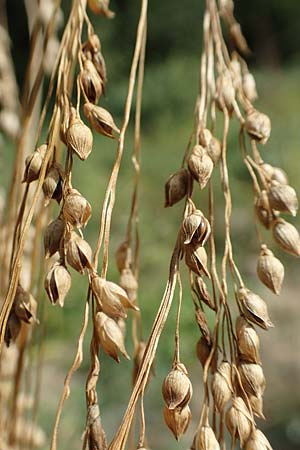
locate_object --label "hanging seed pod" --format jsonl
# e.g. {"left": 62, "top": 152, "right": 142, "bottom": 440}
{"left": 163, "top": 405, "right": 191, "bottom": 441}
{"left": 249, "top": 394, "right": 265, "bottom": 419}
{"left": 42, "top": 163, "right": 64, "bottom": 205}
{"left": 236, "top": 316, "right": 261, "bottom": 364}
{"left": 23, "top": 144, "right": 47, "bottom": 183}
{"left": 85, "top": 403, "right": 107, "bottom": 450}
{"left": 211, "top": 361, "right": 233, "bottom": 412}
{"left": 14, "top": 285, "right": 38, "bottom": 324}
{"left": 181, "top": 209, "right": 211, "bottom": 246}
{"left": 162, "top": 363, "right": 192, "bottom": 410}
{"left": 260, "top": 163, "right": 289, "bottom": 186}
{"left": 83, "top": 33, "right": 101, "bottom": 54}
{"left": 245, "top": 108, "right": 271, "bottom": 145}
{"left": 65, "top": 231, "right": 92, "bottom": 274}
{"left": 229, "top": 22, "right": 250, "bottom": 54}
{"left": 188, "top": 145, "right": 214, "bottom": 189}
{"left": 5, "top": 312, "right": 22, "bottom": 346}
{"left": 254, "top": 190, "right": 275, "bottom": 229}
{"left": 225, "top": 397, "right": 252, "bottom": 448}
{"left": 195, "top": 424, "right": 220, "bottom": 450}
{"left": 268, "top": 182, "right": 298, "bottom": 217}
{"left": 88, "top": 0, "right": 115, "bottom": 18}
{"left": 44, "top": 216, "right": 65, "bottom": 258}
{"left": 242, "top": 72, "right": 257, "bottom": 102}
{"left": 257, "top": 244, "right": 284, "bottom": 295}
{"left": 79, "top": 59, "right": 102, "bottom": 104}
{"left": 196, "top": 336, "right": 217, "bottom": 372}
{"left": 272, "top": 218, "right": 300, "bottom": 257}
{"left": 119, "top": 268, "right": 138, "bottom": 303}
{"left": 95, "top": 312, "right": 129, "bottom": 362}
{"left": 195, "top": 309, "right": 211, "bottom": 345}
{"left": 115, "top": 241, "right": 131, "bottom": 273}
{"left": 238, "top": 362, "right": 266, "bottom": 397}
{"left": 83, "top": 102, "right": 119, "bottom": 138}
{"left": 44, "top": 263, "right": 71, "bottom": 307}
{"left": 199, "top": 129, "right": 222, "bottom": 166}
{"left": 66, "top": 110, "right": 93, "bottom": 161}
{"left": 193, "top": 276, "right": 216, "bottom": 311}
{"left": 185, "top": 244, "right": 210, "bottom": 278}
{"left": 245, "top": 429, "right": 273, "bottom": 450}
{"left": 63, "top": 188, "right": 92, "bottom": 229}
{"left": 165, "top": 168, "right": 189, "bottom": 207}
{"left": 216, "top": 72, "right": 235, "bottom": 113}
{"left": 238, "top": 287, "right": 274, "bottom": 330}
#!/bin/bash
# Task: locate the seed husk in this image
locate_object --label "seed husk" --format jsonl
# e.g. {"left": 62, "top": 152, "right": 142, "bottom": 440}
{"left": 44, "top": 263, "right": 71, "bottom": 307}
{"left": 216, "top": 72, "right": 235, "bottom": 113}
{"left": 63, "top": 188, "right": 92, "bottom": 229}
{"left": 199, "top": 129, "right": 222, "bottom": 166}
{"left": 42, "top": 163, "right": 64, "bottom": 205}
{"left": 162, "top": 363, "right": 192, "bottom": 410}
{"left": 272, "top": 218, "right": 300, "bottom": 257}
{"left": 88, "top": 0, "right": 115, "bottom": 18}
{"left": 119, "top": 268, "right": 138, "bottom": 303}
{"left": 238, "top": 287, "right": 274, "bottom": 330}
{"left": 163, "top": 405, "right": 191, "bottom": 441}
{"left": 181, "top": 209, "right": 211, "bottom": 246}
{"left": 211, "top": 361, "right": 233, "bottom": 412}
{"left": 5, "top": 312, "right": 22, "bottom": 346}
{"left": 195, "top": 309, "right": 211, "bottom": 345}
{"left": 225, "top": 397, "right": 252, "bottom": 447}
{"left": 66, "top": 110, "right": 93, "bottom": 161}
{"left": 249, "top": 394, "right": 265, "bottom": 419}
{"left": 254, "top": 190, "right": 275, "bottom": 229}
{"left": 238, "top": 362, "right": 265, "bottom": 397}
{"left": 245, "top": 108, "right": 271, "bottom": 144}
{"left": 196, "top": 424, "right": 220, "bottom": 450}
{"left": 115, "top": 241, "right": 131, "bottom": 273}
{"left": 165, "top": 168, "right": 189, "bottom": 207}
{"left": 242, "top": 72, "right": 257, "bottom": 102}
{"left": 185, "top": 244, "right": 210, "bottom": 278}
{"left": 79, "top": 59, "right": 102, "bottom": 104}
{"left": 95, "top": 311, "right": 129, "bottom": 362}
{"left": 257, "top": 244, "right": 284, "bottom": 295}
{"left": 44, "top": 216, "right": 65, "bottom": 258}
{"left": 236, "top": 315, "right": 261, "bottom": 363}
{"left": 188, "top": 145, "right": 214, "bottom": 189}
{"left": 193, "top": 276, "right": 216, "bottom": 311}
{"left": 83, "top": 102, "right": 119, "bottom": 138}
{"left": 23, "top": 144, "right": 47, "bottom": 183}
{"left": 260, "top": 163, "right": 288, "bottom": 185}
{"left": 65, "top": 230, "right": 92, "bottom": 274}
{"left": 196, "top": 336, "right": 217, "bottom": 372}
{"left": 14, "top": 285, "right": 38, "bottom": 324}
{"left": 245, "top": 429, "right": 273, "bottom": 450}
{"left": 268, "top": 182, "right": 298, "bottom": 217}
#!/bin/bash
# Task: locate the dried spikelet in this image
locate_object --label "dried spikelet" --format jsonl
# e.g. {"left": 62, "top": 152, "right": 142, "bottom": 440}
{"left": 83, "top": 102, "right": 119, "bottom": 138}
{"left": 225, "top": 397, "right": 252, "bottom": 447}
{"left": 23, "top": 144, "right": 47, "bottom": 183}
{"left": 196, "top": 424, "right": 220, "bottom": 450}
{"left": 42, "top": 163, "right": 64, "bottom": 205}
{"left": 95, "top": 312, "right": 130, "bottom": 362}
{"left": 236, "top": 315, "right": 261, "bottom": 363}
{"left": 5, "top": 312, "right": 21, "bottom": 346}
{"left": 229, "top": 22, "right": 250, "bottom": 54}
{"left": 44, "top": 216, "right": 65, "bottom": 258}
{"left": 245, "top": 429, "right": 273, "bottom": 450}
{"left": 216, "top": 72, "right": 235, "bottom": 113}
{"left": 242, "top": 73, "right": 257, "bottom": 102}
{"left": 238, "top": 287, "right": 274, "bottom": 330}
{"left": 85, "top": 403, "right": 107, "bottom": 450}
{"left": 260, "top": 163, "right": 289, "bottom": 185}
{"left": 66, "top": 110, "right": 93, "bottom": 161}
{"left": 272, "top": 218, "right": 300, "bottom": 257}
{"left": 119, "top": 267, "right": 138, "bottom": 302}
{"left": 238, "top": 362, "right": 266, "bottom": 397}
{"left": 14, "top": 285, "right": 38, "bottom": 324}
{"left": 249, "top": 394, "right": 265, "bottom": 419}
{"left": 88, "top": 0, "right": 115, "bottom": 18}
{"left": 254, "top": 190, "right": 275, "bottom": 229}
{"left": 195, "top": 309, "right": 211, "bottom": 345}
{"left": 80, "top": 59, "right": 102, "bottom": 104}
{"left": 185, "top": 244, "right": 210, "bottom": 278}
{"left": 165, "top": 168, "right": 189, "bottom": 207}
{"left": 199, "top": 129, "right": 222, "bottom": 166}
{"left": 162, "top": 363, "right": 192, "bottom": 410}
{"left": 211, "top": 361, "right": 233, "bottom": 412}
{"left": 188, "top": 145, "right": 214, "bottom": 189}
{"left": 65, "top": 230, "right": 92, "bottom": 274}
{"left": 45, "top": 263, "right": 71, "bottom": 307}
{"left": 230, "top": 56, "right": 242, "bottom": 90}
{"left": 268, "top": 182, "right": 298, "bottom": 217}
{"left": 257, "top": 244, "right": 284, "bottom": 295}
{"left": 63, "top": 188, "right": 92, "bottom": 229}
{"left": 115, "top": 241, "right": 131, "bottom": 272}
{"left": 193, "top": 276, "right": 216, "bottom": 310}
{"left": 163, "top": 405, "right": 191, "bottom": 440}
{"left": 83, "top": 33, "right": 101, "bottom": 54}
{"left": 196, "top": 336, "right": 217, "bottom": 372}
{"left": 245, "top": 108, "right": 271, "bottom": 145}
{"left": 181, "top": 209, "right": 211, "bottom": 245}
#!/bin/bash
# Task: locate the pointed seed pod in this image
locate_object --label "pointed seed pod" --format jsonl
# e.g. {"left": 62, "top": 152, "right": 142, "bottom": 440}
{"left": 66, "top": 109, "right": 93, "bottom": 161}
{"left": 268, "top": 182, "right": 298, "bottom": 216}
{"left": 185, "top": 244, "right": 210, "bottom": 278}
{"left": 45, "top": 263, "right": 71, "bottom": 307}
{"left": 254, "top": 190, "right": 275, "bottom": 229}
{"left": 216, "top": 72, "right": 235, "bottom": 113}
{"left": 88, "top": 0, "right": 115, "bottom": 18}
{"left": 211, "top": 361, "right": 233, "bottom": 412}
{"left": 95, "top": 311, "right": 129, "bottom": 362}
{"left": 115, "top": 241, "right": 131, "bottom": 273}
{"left": 163, "top": 405, "right": 191, "bottom": 441}
{"left": 193, "top": 276, "right": 215, "bottom": 310}
{"left": 238, "top": 287, "right": 274, "bottom": 330}
{"left": 83, "top": 102, "right": 119, "bottom": 138}
{"left": 42, "top": 163, "right": 64, "bottom": 205}
{"left": 257, "top": 244, "right": 284, "bottom": 295}
{"left": 44, "top": 216, "right": 65, "bottom": 258}
{"left": 242, "top": 73, "right": 257, "bottom": 102}
{"left": 63, "top": 188, "right": 92, "bottom": 229}
{"left": 119, "top": 268, "right": 138, "bottom": 303}
{"left": 5, "top": 313, "right": 21, "bottom": 346}
{"left": 188, "top": 145, "right": 214, "bottom": 189}
{"left": 272, "top": 218, "right": 300, "bottom": 257}
{"left": 225, "top": 397, "right": 252, "bottom": 447}
{"left": 196, "top": 336, "right": 217, "bottom": 372}
{"left": 238, "top": 362, "right": 266, "bottom": 397}
{"left": 245, "top": 108, "right": 271, "bottom": 145}
{"left": 162, "top": 363, "right": 192, "bottom": 410}
{"left": 79, "top": 59, "right": 102, "bottom": 104}
{"left": 165, "top": 168, "right": 189, "bottom": 207}
{"left": 246, "top": 429, "right": 273, "bottom": 450}
{"left": 14, "top": 285, "right": 38, "bottom": 324}
{"left": 260, "top": 163, "right": 289, "bottom": 185}
{"left": 23, "top": 144, "right": 47, "bottom": 183}
{"left": 199, "top": 129, "right": 222, "bottom": 166}
{"left": 65, "top": 231, "right": 92, "bottom": 274}
{"left": 195, "top": 309, "right": 211, "bottom": 345}
{"left": 181, "top": 209, "right": 211, "bottom": 245}
{"left": 196, "top": 424, "right": 220, "bottom": 450}
{"left": 236, "top": 316, "right": 261, "bottom": 363}
{"left": 249, "top": 394, "right": 265, "bottom": 419}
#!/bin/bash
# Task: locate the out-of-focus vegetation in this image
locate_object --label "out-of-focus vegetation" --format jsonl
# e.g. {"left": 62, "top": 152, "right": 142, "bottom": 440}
{"left": 2, "top": 1, "right": 300, "bottom": 449}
